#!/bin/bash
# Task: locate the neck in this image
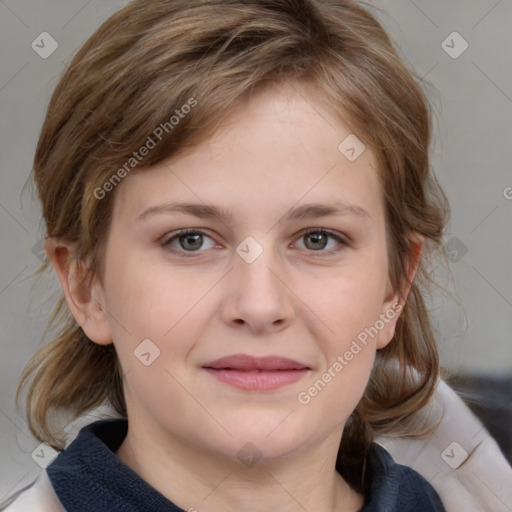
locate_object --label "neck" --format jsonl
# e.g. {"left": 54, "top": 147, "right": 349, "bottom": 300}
{"left": 116, "top": 423, "right": 364, "bottom": 512}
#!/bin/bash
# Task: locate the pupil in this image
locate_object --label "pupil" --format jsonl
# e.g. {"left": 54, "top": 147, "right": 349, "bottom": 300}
{"left": 307, "top": 233, "right": 327, "bottom": 250}
{"left": 181, "top": 233, "right": 202, "bottom": 250}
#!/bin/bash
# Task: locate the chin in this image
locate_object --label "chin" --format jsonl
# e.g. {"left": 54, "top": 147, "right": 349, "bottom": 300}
{"left": 218, "top": 419, "right": 313, "bottom": 461}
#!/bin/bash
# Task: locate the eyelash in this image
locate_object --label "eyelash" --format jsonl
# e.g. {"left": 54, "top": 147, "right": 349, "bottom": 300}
{"left": 160, "top": 228, "right": 349, "bottom": 258}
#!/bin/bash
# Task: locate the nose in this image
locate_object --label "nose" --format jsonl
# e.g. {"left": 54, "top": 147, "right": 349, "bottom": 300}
{"left": 220, "top": 242, "right": 295, "bottom": 335}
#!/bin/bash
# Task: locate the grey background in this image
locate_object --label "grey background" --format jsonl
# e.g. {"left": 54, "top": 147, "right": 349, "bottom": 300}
{"left": 1, "top": 0, "right": 511, "bottom": 501}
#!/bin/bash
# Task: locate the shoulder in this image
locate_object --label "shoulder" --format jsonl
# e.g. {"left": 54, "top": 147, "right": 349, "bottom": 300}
{"left": 377, "top": 379, "right": 512, "bottom": 512}
{"left": 361, "top": 443, "right": 446, "bottom": 511}
{"left": 1, "top": 471, "right": 65, "bottom": 512}
{"left": 1, "top": 419, "right": 125, "bottom": 512}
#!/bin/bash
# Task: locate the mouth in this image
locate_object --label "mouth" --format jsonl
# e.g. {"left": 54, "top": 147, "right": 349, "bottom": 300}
{"left": 202, "top": 354, "right": 311, "bottom": 391}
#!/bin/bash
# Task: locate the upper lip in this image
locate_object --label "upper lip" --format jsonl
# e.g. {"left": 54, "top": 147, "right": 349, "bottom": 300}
{"left": 202, "top": 354, "right": 310, "bottom": 371}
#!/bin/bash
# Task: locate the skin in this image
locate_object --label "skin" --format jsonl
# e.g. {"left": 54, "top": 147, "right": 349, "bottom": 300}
{"left": 47, "top": 82, "right": 422, "bottom": 512}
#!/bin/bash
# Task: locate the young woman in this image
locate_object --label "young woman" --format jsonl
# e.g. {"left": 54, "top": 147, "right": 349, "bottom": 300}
{"left": 3, "top": 1, "right": 511, "bottom": 510}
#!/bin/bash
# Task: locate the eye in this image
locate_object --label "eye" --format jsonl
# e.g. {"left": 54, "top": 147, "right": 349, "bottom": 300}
{"left": 161, "top": 229, "right": 216, "bottom": 255}
{"left": 293, "top": 228, "right": 348, "bottom": 255}
{"left": 161, "top": 227, "right": 349, "bottom": 257}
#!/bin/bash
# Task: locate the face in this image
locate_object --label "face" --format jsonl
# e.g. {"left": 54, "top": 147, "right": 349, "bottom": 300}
{"left": 86, "top": 83, "right": 403, "bottom": 462}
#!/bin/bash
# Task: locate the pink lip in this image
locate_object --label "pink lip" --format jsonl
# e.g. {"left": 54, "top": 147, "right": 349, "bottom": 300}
{"left": 202, "top": 354, "right": 310, "bottom": 391}
{"left": 203, "top": 354, "right": 309, "bottom": 371}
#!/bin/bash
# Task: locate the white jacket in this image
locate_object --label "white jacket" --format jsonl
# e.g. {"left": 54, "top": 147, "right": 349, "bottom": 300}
{"left": 3, "top": 379, "right": 512, "bottom": 512}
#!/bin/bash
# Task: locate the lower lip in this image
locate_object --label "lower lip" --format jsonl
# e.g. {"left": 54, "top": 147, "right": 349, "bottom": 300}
{"left": 203, "top": 368, "right": 309, "bottom": 390}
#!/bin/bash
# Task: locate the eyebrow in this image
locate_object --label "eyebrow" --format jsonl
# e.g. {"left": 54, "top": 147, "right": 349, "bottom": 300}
{"left": 137, "top": 200, "right": 370, "bottom": 223}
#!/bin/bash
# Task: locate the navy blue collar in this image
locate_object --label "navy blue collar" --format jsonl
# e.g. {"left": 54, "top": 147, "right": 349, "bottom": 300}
{"left": 47, "top": 419, "right": 445, "bottom": 511}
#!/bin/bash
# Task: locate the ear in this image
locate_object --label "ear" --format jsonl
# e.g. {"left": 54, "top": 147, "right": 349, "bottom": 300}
{"left": 44, "top": 237, "right": 113, "bottom": 345}
{"left": 376, "top": 233, "right": 424, "bottom": 349}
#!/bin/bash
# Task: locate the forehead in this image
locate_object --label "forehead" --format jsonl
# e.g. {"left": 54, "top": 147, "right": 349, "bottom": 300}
{"left": 112, "top": 83, "right": 384, "bottom": 229}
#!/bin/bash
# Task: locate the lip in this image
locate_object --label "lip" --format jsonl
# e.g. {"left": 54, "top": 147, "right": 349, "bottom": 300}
{"left": 203, "top": 354, "right": 310, "bottom": 371}
{"left": 202, "top": 354, "right": 311, "bottom": 391}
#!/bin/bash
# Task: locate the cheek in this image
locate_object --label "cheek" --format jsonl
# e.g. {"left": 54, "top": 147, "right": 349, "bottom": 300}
{"left": 102, "top": 256, "right": 214, "bottom": 381}
{"left": 301, "top": 267, "right": 388, "bottom": 349}
{"left": 104, "top": 264, "right": 211, "bottom": 418}
{"left": 293, "top": 270, "right": 386, "bottom": 408}
{"left": 105, "top": 253, "right": 207, "bottom": 332}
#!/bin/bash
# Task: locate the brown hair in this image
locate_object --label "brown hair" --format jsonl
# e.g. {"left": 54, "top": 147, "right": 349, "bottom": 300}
{"left": 18, "top": 0, "right": 449, "bottom": 492}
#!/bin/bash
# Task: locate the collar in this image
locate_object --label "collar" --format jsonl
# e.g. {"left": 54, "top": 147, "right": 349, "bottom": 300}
{"left": 47, "top": 419, "right": 445, "bottom": 511}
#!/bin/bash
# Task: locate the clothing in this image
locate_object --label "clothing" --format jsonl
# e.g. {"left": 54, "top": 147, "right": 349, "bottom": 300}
{"left": 376, "top": 379, "right": 512, "bottom": 511}
{"left": 4, "top": 379, "right": 512, "bottom": 511}
{"left": 2, "top": 418, "right": 445, "bottom": 511}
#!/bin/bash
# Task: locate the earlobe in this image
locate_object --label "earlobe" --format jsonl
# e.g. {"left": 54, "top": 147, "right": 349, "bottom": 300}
{"left": 377, "top": 233, "right": 424, "bottom": 350}
{"left": 44, "top": 237, "right": 113, "bottom": 345}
